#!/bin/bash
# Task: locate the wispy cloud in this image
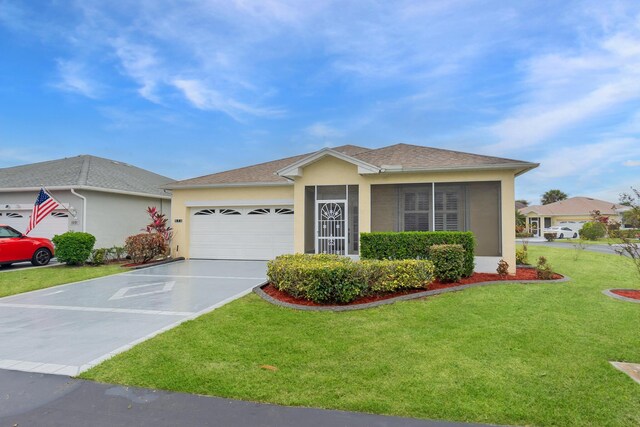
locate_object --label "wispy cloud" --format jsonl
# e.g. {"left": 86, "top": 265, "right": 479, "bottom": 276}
{"left": 305, "top": 122, "right": 343, "bottom": 139}
{"left": 54, "top": 59, "right": 100, "bottom": 98}
{"left": 487, "top": 12, "right": 640, "bottom": 153}
{"left": 111, "top": 38, "right": 162, "bottom": 102}
{"left": 623, "top": 160, "right": 640, "bottom": 167}
{"left": 172, "top": 79, "right": 284, "bottom": 120}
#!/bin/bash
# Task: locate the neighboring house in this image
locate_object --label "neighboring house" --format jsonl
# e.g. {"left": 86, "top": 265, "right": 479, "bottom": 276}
{"left": 0, "top": 155, "right": 173, "bottom": 247}
{"left": 167, "top": 143, "right": 537, "bottom": 273}
{"left": 519, "top": 197, "right": 627, "bottom": 237}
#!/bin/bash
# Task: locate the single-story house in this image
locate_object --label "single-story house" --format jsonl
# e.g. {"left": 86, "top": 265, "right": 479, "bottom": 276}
{"left": 0, "top": 155, "right": 174, "bottom": 247}
{"left": 167, "top": 143, "right": 537, "bottom": 273}
{"left": 519, "top": 196, "right": 628, "bottom": 237}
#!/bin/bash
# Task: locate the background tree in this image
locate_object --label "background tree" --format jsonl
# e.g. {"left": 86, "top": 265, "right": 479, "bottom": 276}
{"left": 541, "top": 189, "right": 568, "bottom": 205}
{"left": 515, "top": 199, "right": 529, "bottom": 207}
{"left": 614, "top": 188, "right": 640, "bottom": 282}
{"left": 620, "top": 188, "right": 640, "bottom": 228}
{"left": 515, "top": 209, "right": 526, "bottom": 232}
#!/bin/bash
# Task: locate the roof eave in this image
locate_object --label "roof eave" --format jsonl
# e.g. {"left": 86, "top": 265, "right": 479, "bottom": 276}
{"left": 165, "top": 181, "right": 293, "bottom": 190}
{"left": 0, "top": 185, "right": 171, "bottom": 199}
{"left": 276, "top": 148, "right": 381, "bottom": 178}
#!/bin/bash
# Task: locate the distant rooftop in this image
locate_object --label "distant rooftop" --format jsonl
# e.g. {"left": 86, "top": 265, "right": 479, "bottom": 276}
{"left": 520, "top": 197, "right": 626, "bottom": 216}
{"left": 0, "top": 155, "right": 174, "bottom": 197}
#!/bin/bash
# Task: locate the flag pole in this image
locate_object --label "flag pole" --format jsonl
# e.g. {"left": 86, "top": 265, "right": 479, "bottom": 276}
{"left": 41, "top": 186, "right": 77, "bottom": 219}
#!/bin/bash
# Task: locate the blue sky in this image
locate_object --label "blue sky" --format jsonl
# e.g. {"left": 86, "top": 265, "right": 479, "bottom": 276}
{"left": 1, "top": 0, "right": 639, "bottom": 204}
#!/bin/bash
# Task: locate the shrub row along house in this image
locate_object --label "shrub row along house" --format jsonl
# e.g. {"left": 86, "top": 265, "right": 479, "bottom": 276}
{"left": 0, "top": 155, "right": 174, "bottom": 247}
{"left": 167, "top": 144, "right": 538, "bottom": 273}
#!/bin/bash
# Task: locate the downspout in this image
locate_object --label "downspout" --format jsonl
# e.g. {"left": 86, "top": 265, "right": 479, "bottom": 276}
{"left": 70, "top": 189, "right": 87, "bottom": 232}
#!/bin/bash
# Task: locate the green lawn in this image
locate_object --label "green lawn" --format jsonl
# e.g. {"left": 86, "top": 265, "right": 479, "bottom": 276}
{"left": 0, "top": 264, "right": 126, "bottom": 298}
{"left": 82, "top": 247, "right": 640, "bottom": 426}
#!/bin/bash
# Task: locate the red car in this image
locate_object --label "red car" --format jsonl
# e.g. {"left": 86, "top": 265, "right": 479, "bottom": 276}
{"left": 0, "top": 224, "right": 55, "bottom": 268}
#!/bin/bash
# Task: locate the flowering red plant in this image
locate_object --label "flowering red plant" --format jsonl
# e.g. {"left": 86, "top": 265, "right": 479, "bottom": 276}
{"left": 143, "top": 206, "right": 173, "bottom": 243}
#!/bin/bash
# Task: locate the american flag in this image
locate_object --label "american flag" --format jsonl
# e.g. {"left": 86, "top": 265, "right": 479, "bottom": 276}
{"left": 25, "top": 189, "right": 59, "bottom": 235}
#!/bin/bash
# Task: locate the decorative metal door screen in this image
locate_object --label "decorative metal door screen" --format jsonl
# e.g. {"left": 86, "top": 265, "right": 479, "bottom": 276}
{"left": 317, "top": 201, "right": 347, "bottom": 255}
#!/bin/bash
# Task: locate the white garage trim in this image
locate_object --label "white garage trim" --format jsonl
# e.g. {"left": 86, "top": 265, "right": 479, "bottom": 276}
{"left": 185, "top": 199, "right": 294, "bottom": 207}
{"left": 0, "top": 210, "right": 69, "bottom": 239}
{"left": 189, "top": 206, "right": 294, "bottom": 260}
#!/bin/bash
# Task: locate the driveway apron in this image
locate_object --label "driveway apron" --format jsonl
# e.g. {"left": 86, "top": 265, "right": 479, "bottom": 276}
{"left": 0, "top": 260, "right": 266, "bottom": 376}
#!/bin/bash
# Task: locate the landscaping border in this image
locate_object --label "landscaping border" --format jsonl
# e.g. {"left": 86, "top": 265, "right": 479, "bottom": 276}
{"left": 254, "top": 274, "right": 570, "bottom": 312}
{"left": 126, "top": 257, "right": 185, "bottom": 270}
{"left": 603, "top": 289, "right": 640, "bottom": 304}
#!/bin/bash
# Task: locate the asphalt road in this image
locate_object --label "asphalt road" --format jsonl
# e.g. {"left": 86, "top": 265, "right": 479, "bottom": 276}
{"left": 0, "top": 370, "right": 488, "bottom": 427}
{"left": 523, "top": 240, "right": 627, "bottom": 256}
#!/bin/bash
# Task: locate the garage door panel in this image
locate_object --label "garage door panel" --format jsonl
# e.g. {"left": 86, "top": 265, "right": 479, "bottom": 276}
{"left": 1, "top": 211, "right": 68, "bottom": 240}
{"left": 189, "top": 206, "right": 294, "bottom": 260}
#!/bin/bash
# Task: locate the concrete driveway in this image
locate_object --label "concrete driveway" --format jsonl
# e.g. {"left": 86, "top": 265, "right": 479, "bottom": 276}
{"left": 0, "top": 260, "right": 266, "bottom": 376}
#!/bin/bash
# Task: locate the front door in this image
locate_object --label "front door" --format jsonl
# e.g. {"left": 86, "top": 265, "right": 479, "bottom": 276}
{"left": 530, "top": 218, "right": 539, "bottom": 237}
{"left": 316, "top": 201, "right": 347, "bottom": 255}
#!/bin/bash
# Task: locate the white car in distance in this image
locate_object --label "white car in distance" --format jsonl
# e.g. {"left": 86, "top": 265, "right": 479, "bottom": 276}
{"left": 543, "top": 226, "right": 579, "bottom": 239}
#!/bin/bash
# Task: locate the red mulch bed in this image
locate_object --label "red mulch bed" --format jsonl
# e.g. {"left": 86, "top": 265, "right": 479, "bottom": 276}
{"left": 262, "top": 267, "right": 563, "bottom": 307}
{"left": 611, "top": 289, "right": 640, "bottom": 300}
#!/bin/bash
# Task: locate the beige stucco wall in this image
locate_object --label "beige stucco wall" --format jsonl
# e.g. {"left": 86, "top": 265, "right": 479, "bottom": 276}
{"left": 170, "top": 185, "right": 294, "bottom": 258}
{"left": 292, "top": 155, "right": 517, "bottom": 272}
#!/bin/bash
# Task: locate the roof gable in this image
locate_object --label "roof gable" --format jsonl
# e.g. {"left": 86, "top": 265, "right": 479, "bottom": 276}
{"left": 276, "top": 148, "right": 380, "bottom": 178}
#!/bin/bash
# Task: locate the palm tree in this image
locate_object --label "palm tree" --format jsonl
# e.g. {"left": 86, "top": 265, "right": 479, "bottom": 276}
{"left": 541, "top": 189, "right": 568, "bottom": 205}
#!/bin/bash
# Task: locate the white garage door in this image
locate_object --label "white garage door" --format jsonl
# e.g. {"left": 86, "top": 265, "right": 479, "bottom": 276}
{"left": 0, "top": 211, "right": 69, "bottom": 240}
{"left": 189, "top": 206, "right": 294, "bottom": 260}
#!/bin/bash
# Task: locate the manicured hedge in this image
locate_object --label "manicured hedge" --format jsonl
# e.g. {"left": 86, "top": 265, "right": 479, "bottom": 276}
{"left": 360, "top": 231, "right": 475, "bottom": 277}
{"left": 52, "top": 231, "right": 96, "bottom": 265}
{"left": 429, "top": 244, "right": 465, "bottom": 282}
{"left": 267, "top": 254, "right": 435, "bottom": 304}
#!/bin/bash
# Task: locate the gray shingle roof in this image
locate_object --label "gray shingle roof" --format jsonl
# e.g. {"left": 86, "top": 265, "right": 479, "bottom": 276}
{"left": 167, "top": 145, "right": 370, "bottom": 188}
{"left": 0, "top": 155, "right": 174, "bottom": 197}
{"left": 168, "top": 143, "right": 537, "bottom": 188}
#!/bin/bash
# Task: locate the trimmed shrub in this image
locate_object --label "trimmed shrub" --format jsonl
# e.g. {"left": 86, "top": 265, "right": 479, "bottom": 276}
{"left": 516, "top": 232, "right": 534, "bottom": 238}
{"left": 267, "top": 254, "right": 366, "bottom": 303}
{"left": 429, "top": 244, "right": 466, "bottom": 283}
{"left": 536, "top": 256, "right": 555, "bottom": 280}
{"left": 267, "top": 254, "right": 435, "bottom": 304}
{"left": 52, "top": 232, "right": 96, "bottom": 265}
{"left": 90, "top": 248, "right": 107, "bottom": 265}
{"left": 516, "top": 248, "right": 528, "bottom": 265}
{"left": 580, "top": 222, "right": 606, "bottom": 240}
{"left": 543, "top": 232, "right": 556, "bottom": 242}
{"left": 125, "top": 233, "right": 167, "bottom": 264}
{"left": 365, "top": 259, "right": 435, "bottom": 293}
{"left": 496, "top": 259, "right": 509, "bottom": 277}
{"left": 360, "top": 231, "right": 475, "bottom": 277}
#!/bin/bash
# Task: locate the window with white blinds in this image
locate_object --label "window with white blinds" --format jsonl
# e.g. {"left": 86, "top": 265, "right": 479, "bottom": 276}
{"left": 402, "top": 188, "right": 431, "bottom": 231}
{"left": 434, "top": 189, "right": 461, "bottom": 231}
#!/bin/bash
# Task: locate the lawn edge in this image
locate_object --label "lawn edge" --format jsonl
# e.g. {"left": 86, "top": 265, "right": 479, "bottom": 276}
{"left": 254, "top": 274, "right": 571, "bottom": 312}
